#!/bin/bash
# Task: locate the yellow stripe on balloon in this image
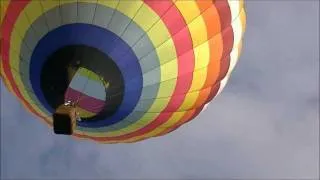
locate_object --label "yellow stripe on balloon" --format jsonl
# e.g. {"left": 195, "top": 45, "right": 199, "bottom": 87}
{"left": 23, "top": 2, "right": 42, "bottom": 27}
{"left": 240, "top": 7, "right": 247, "bottom": 42}
{"left": 188, "top": 16, "right": 208, "bottom": 47}
{"left": 193, "top": 41, "right": 211, "bottom": 70}
{"left": 145, "top": 20, "right": 172, "bottom": 48}
{"left": 97, "top": 0, "right": 119, "bottom": 9}
{"left": 132, "top": 3, "right": 160, "bottom": 31}
{"left": 40, "top": 1, "right": 61, "bottom": 15}
{"left": 11, "top": 13, "right": 31, "bottom": 45}
{"left": 77, "top": 0, "right": 94, "bottom": 3}
{"left": 154, "top": 79, "right": 177, "bottom": 99}
{"left": 185, "top": 42, "right": 210, "bottom": 93}
{"left": 175, "top": 1, "right": 202, "bottom": 24}
{"left": 179, "top": 90, "right": 201, "bottom": 111}
{"left": 159, "top": 58, "right": 177, "bottom": 82}
{"left": 117, "top": 0, "right": 143, "bottom": 18}
{"left": 156, "top": 39, "right": 177, "bottom": 65}
{"left": 187, "top": 67, "right": 208, "bottom": 92}
{"left": 0, "top": 0, "right": 10, "bottom": 24}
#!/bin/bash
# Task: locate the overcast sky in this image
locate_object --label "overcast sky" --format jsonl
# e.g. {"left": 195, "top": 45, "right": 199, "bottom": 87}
{"left": 1, "top": 1, "right": 319, "bottom": 179}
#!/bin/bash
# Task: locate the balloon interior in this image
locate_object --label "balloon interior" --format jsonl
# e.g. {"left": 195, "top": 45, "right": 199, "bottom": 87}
{"left": 0, "top": 0, "right": 246, "bottom": 143}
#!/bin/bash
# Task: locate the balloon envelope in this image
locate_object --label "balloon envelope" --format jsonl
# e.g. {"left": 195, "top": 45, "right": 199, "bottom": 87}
{"left": 0, "top": 0, "right": 246, "bottom": 143}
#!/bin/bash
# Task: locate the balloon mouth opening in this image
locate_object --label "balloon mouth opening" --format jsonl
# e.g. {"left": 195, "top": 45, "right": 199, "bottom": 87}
{"left": 40, "top": 45, "right": 125, "bottom": 122}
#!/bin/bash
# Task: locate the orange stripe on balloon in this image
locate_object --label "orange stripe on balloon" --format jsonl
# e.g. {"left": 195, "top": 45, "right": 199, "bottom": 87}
{"left": 205, "top": 1, "right": 234, "bottom": 103}
{"left": 196, "top": 0, "right": 213, "bottom": 12}
{"left": 202, "top": 4, "right": 223, "bottom": 89}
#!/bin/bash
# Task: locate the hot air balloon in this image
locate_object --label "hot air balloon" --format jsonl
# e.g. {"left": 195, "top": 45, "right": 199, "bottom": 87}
{"left": 0, "top": 0, "right": 246, "bottom": 143}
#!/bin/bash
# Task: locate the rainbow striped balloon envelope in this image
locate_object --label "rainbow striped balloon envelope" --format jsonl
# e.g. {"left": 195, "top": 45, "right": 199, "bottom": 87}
{"left": 0, "top": 0, "right": 246, "bottom": 143}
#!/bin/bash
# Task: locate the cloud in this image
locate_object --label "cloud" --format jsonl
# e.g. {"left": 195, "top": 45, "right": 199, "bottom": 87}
{"left": 1, "top": 1, "right": 319, "bottom": 179}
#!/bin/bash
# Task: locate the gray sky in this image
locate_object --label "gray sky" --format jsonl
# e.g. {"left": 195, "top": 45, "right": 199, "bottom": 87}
{"left": 1, "top": 1, "right": 319, "bottom": 179}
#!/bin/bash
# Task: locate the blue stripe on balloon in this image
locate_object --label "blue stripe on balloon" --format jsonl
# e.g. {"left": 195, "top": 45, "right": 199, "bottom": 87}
{"left": 30, "top": 23, "right": 143, "bottom": 127}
